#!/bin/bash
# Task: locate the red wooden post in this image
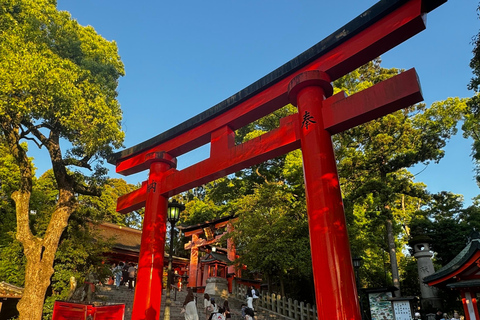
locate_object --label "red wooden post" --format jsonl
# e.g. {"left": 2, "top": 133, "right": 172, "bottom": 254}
{"left": 131, "top": 152, "right": 176, "bottom": 320}
{"left": 227, "top": 223, "right": 236, "bottom": 275}
{"left": 288, "top": 71, "right": 360, "bottom": 319}
{"left": 188, "top": 234, "right": 199, "bottom": 288}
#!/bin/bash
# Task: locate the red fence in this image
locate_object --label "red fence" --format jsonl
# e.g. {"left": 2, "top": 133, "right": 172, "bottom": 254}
{"left": 52, "top": 301, "right": 125, "bottom": 320}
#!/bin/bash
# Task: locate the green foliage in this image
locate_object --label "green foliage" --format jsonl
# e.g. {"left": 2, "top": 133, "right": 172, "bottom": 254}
{"left": 464, "top": 3, "right": 480, "bottom": 185}
{"left": 0, "top": 140, "right": 23, "bottom": 246}
{"left": 409, "top": 192, "right": 480, "bottom": 264}
{"left": 77, "top": 178, "right": 142, "bottom": 228}
{"left": 0, "top": 236, "right": 26, "bottom": 286}
{"left": 229, "top": 183, "right": 312, "bottom": 298}
{"left": 0, "top": 1, "right": 126, "bottom": 318}
{"left": 0, "top": 0, "right": 125, "bottom": 181}
{"left": 407, "top": 191, "right": 480, "bottom": 313}
{"left": 42, "top": 219, "right": 114, "bottom": 319}
{"left": 333, "top": 59, "right": 464, "bottom": 290}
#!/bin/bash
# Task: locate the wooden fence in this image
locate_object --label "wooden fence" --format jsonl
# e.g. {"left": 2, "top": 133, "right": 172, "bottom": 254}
{"left": 231, "top": 283, "right": 317, "bottom": 320}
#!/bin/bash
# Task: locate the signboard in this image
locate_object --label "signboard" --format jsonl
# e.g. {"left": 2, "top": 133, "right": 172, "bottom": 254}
{"left": 392, "top": 300, "right": 412, "bottom": 320}
{"left": 369, "top": 292, "right": 394, "bottom": 320}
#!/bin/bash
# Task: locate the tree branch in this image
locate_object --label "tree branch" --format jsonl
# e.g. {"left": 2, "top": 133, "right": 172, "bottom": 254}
{"left": 63, "top": 156, "right": 93, "bottom": 170}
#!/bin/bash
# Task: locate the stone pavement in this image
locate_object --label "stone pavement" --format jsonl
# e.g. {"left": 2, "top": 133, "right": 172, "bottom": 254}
{"left": 93, "top": 284, "right": 285, "bottom": 320}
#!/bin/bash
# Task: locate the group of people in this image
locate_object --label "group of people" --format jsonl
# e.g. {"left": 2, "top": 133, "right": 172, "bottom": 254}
{"left": 416, "top": 310, "right": 463, "bottom": 320}
{"left": 202, "top": 293, "right": 232, "bottom": 320}
{"left": 181, "top": 288, "right": 258, "bottom": 320}
{"left": 434, "top": 311, "right": 463, "bottom": 320}
{"left": 181, "top": 290, "right": 231, "bottom": 320}
{"left": 112, "top": 261, "right": 137, "bottom": 291}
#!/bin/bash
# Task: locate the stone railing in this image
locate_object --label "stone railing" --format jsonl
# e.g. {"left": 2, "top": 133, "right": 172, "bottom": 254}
{"left": 231, "top": 283, "right": 318, "bottom": 320}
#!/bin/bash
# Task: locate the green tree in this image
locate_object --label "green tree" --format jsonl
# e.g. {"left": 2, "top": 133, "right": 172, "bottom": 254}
{"left": 229, "top": 183, "right": 312, "bottom": 299}
{"left": 464, "top": 2, "right": 480, "bottom": 184}
{"left": 408, "top": 192, "right": 480, "bottom": 312}
{"left": 77, "top": 178, "right": 143, "bottom": 228}
{"left": 334, "top": 59, "right": 465, "bottom": 295}
{"left": 0, "top": 138, "right": 22, "bottom": 247}
{"left": 409, "top": 192, "right": 479, "bottom": 264}
{"left": 0, "top": 1, "right": 124, "bottom": 319}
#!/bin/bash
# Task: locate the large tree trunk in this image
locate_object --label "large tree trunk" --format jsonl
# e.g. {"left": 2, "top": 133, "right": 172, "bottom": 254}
{"left": 14, "top": 188, "right": 74, "bottom": 320}
{"left": 3, "top": 123, "right": 77, "bottom": 320}
{"left": 12, "top": 189, "right": 47, "bottom": 320}
{"left": 386, "top": 219, "right": 401, "bottom": 297}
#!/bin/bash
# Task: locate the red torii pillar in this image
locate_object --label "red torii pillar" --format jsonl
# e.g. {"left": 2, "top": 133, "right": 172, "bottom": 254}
{"left": 109, "top": 1, "right": 447, "bottom": 319}
{"left": 288, "top": 71, "right": 356, "bottom": 315}
{"left": 132, "top": 152, "right": 176, "bottom": 320}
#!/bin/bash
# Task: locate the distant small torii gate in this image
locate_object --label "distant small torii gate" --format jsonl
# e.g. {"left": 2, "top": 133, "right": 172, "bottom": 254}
{"left": 179, "top": 216, "right": 239, "bottom": 290}
{"left": 109, "top": 1, "right": 447, "bottom": 319}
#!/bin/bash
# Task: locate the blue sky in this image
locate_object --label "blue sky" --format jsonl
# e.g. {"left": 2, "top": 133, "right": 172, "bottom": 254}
{"left": 51, "top": 0, "right": 478, "bottom": 205}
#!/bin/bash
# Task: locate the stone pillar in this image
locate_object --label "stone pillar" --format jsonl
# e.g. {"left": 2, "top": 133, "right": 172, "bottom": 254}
{"left": 412, "top": 241, "right": 442, "bottom": 311}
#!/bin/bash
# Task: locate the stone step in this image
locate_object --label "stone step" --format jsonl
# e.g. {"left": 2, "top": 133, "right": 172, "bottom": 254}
{"left": 91, "top": 285, "right": 282, "bottom": 320}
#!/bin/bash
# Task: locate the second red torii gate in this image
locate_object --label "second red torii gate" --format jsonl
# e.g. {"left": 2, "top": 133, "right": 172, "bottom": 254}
{"left": 179, "top": 216, "right": 239, "bottom": 289}
{"left": 109, "top": 0, "right": 447, "bottom": 319}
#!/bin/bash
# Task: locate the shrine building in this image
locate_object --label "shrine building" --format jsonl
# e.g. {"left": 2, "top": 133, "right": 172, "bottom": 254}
{"left": 424, "top": 238, "right": 480, "bottom": 320}
{"left": 179, "top": 215, "right": 261, "bottom": 294}
{"left": 94, "top": 222, "right": 190, "bottom": 279}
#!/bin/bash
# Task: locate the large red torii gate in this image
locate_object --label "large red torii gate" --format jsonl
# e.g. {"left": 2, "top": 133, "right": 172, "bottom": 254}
{"left": 109, "top": 0, "right": 447, "bottom": 319}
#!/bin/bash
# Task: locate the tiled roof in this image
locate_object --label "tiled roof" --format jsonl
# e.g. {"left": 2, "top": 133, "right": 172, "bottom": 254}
{"left": 424, "top": 239, "right": 480, "bottom": 284}
{"left": 92, "top": 222, "right": 189, "bottom": 263}
{"left": 92, "top": 222, "right": 142, "bottom": 252}
{"left": 202, "top": 251, "right": 231, "bottom": 264}
{"left": 447, "top": 279, "right": 480, "bottom": 289}
{"left": 0, "top": 281, "right": 24, "bottom": 298}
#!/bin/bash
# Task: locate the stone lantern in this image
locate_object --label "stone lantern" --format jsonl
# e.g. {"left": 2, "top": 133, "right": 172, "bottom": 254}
{"left": 409, "top": 236, "right": 442, "bottom": 311}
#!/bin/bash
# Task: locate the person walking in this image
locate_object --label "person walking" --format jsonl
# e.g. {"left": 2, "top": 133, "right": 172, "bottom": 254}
{"left": 113, "top": 262, "right": 124, "bottom": 290}
{"left": 251, "top": 286, "right": 259, "bottom": 309}
{"left": 208, "top": 298, "right": 219, "bottom": 320}
{"left": 246, "top": 289, "right": 254, "bottom": 311}
{"left": 183, "top": 288, "right": 199, "bottom": 320}
{"left": 204, "top": 293, "right": 212, "bottom": 319}
{"left": 451, "top": 312, "right": 461, "bottom": 320}
{"left": 121, "top": 263, "right": 129, "bottom": 286}
{"left": 222, "top": 300, "right": 231, "bottom": 319}
{"left": 127, "top": 263, "right": 136, "bottom": 291}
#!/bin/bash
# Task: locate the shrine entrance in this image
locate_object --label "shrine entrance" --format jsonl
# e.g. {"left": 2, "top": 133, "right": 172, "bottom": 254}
{"left": 109, "top": 1, "right": 447, "bottom": 319}
{"left": 178, "top": 215, "right": 240, "bottom": 294}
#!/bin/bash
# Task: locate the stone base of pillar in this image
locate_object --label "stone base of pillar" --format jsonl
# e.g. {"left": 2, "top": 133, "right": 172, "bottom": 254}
{"left": 205, "top": 277, "right": 229, "bottom": 299}
{"left": 421, "top": 297, "right": 443, "bottom": 312}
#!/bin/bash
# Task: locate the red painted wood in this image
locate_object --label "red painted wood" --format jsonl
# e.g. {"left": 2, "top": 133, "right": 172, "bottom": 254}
{"left": 322, "top": 68, "right": 422, "bottom": 134}
{"left": 288, "top": 70, "right": 360, "bottom": 319}
{"left": 461, "top": 291, "right": 470, "bottom": 320}
{"left": 112, "top": 1, "right": 445, "bottom": 318}
{"left": 116, "top": 69, "right": 422, "bottom": 214}
{"left": 115, "top": 0, "right": 424, "bottom": 176}
{"left": 131, "top": 154, "right": 176, "bottom": 320}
